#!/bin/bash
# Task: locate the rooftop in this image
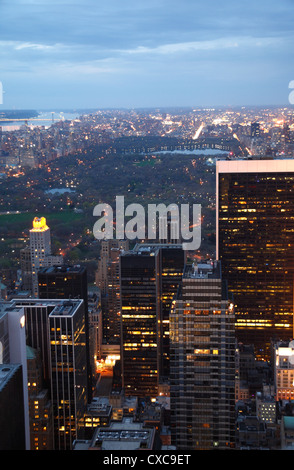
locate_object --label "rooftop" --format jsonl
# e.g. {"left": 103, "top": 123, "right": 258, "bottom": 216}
{"left": 0, "top": 364, "right": 22, "bottom": 391}
{"left": 89, "top": 418, "right": 155, "bottom": 450}
{"left": 121, "top": 242, "right": 182, "bottom": 257}
{"left": 184, "top": 260, "right": 221, "bottom": 279}
{"left": 12, "top": 298, "right": 84, "bottom": 317}
{"left": 38, "top": 264, "right": 86, "bottom": 274}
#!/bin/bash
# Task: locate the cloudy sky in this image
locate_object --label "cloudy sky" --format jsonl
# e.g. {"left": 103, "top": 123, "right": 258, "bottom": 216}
{"left": 0, "top": 0, "right": 293, "bottom": 109}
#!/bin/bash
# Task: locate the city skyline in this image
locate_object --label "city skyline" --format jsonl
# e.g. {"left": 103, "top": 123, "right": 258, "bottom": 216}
{"left": 0, "top": 0, "right": 293, "bottom": 109}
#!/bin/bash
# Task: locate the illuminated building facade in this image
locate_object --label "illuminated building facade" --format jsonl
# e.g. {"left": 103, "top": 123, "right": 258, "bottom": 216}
{"left": 120, "top": 247, "right": 158, "bottom": 398}
{"left": 157, "top": 245, "right": 185, "bottom": 379}
{"left": 37, "top": 265, "right": 92, "bottom": 403}
{"left": 217, "top": 159, "right": 294, "bottom": 359}
{"left": 274, "top": 340, "right": 294, "bottom": 401}
{"left": 27, "top": 346, "right": 53, "bottom": 450}
{"left": 0, "top": 364, "right": 26, "bottom": 450}
{"left": 14, "top": 298, "right": 88, "bottom": 450}
{"left": 29, "top": 217, "right": 63, "bottom": 297}
{"left": 29, "top": 217, "right": 51, "bottom": 297}
{"left": 49, "top": 299, "right": 88, "bottom": 450}
{"left": 169, "top": 261, "right": 236, "bottom": 450}
{"left": 15, "top": 299, "right": 58, "bottom": 387}
{"left": 120, "top": 243, "right": 184, "bottom": 397}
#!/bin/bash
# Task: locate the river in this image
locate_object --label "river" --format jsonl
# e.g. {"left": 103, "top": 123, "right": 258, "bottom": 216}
{"left": 0, "top": 110, "right": 81, "bottom": 131}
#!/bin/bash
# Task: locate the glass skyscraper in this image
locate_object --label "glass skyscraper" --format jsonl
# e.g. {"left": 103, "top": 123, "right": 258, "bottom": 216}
{"left": 217, "top": 159, "right": 294, "bottom": 359}
{"left": 120, "top": 243, "right": 184, "bottom": 398}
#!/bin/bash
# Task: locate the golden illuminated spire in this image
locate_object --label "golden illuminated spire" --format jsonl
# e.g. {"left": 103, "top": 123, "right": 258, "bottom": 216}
{"left": 31, "top": 217, "right": 49, "bottom": 232}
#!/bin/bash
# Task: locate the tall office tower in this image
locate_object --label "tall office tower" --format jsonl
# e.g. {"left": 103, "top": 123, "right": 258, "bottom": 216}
{"left": 120, "top": 247, "right": 158, "bottom": 398}
{"left": 37, "top": 265, "right": 92, "bottom": 403}
{"left": 157, "top": 245, "right": 185, "bottom": 379}
{"left": 120, "top": 243, "right": 184, "bottom": 398}
{"left": 30, "top": 217, "right": 51, "bottom": 296}
{"left": 14, "top": 298, "right": 88, "bottom": 450}
{"left": 38, "top": 265, "right": 88, "bottom": 307}
{"left": 0, "top": 301, "right": 30, "bottom": 449}
{"left": 49, "top": 300, "right": 88, "bottom": 450}
{"left": 217, "top": 159, "right": 294, "bottom": 359}
{"left": 169, "top": 261, "right": 236, "bottom": 450}
{"left": 0, "top": 364, "right": 26, "bottom": 450}
{"left": 105, "top": 247, "right": 123, "bottom": 344}
{"left": 27, "top": 345, "right": 53, "bottom": 450}
{"left": 29, "top": 217, "right": 63, "bottom": 296}
{"left": 14, "top": 299, "right": 56, "bottom": 387}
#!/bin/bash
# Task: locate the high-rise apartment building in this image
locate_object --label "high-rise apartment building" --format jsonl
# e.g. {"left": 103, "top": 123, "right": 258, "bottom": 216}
{"left": 120, "top": 243, "right": 184, "bottom": 398}
{"left": 14, "top": 299, "right": 57, "bottom": 387}
{"left": 30, "top": 217, "right": 51, "bottom": 296}
{"left": 20, "top": 245, "right": 33, "bottom": 292}
{"left": 169, "top": 261, "right": 236, "bottom": 450}
{"left": 217, "top": 159, "right": 294, "bottom": 359}
{"left": 157, "top": 245, "right": 185, "bottom": 379}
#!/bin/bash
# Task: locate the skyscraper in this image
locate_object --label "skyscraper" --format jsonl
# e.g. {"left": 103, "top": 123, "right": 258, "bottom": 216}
{"left": 37, "top": 265, "right": 92, "bottom": 403}
{"left": 120, "top": 243, "right": 184, "bottom": 398}
{"left": 217, "top": 159, "right": 294, "bottom": 359}
{"left": 95, "top": 239, "right": 129, "bottom": 344}
{"left": 29, "top": 217, "right": 51, "bottom": 296}
{"left": 169, "top": 260, "right": 236, "bottom": 450}
{"left": 120, "top": 246, "right": 158, "bottom": 398}
{"left": 251, "top": 121, "right": 260, "bottom": 138}
{"left": 157, "top": 245, "right": 185, "bottom": 379}
{"left": 48, "top": 299, "right": 88, "bottom": 450}
{"left": 15, "top": 298, "right": 57, "bottom": 387}
{"left": 27, "top": 345, "right": 53, "bottom": 450}
{"left": 14, "top": 298, "right": 88, "bottom": 450}
{"left": 28, "top": 217, "right": 63, "bottom": 296}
